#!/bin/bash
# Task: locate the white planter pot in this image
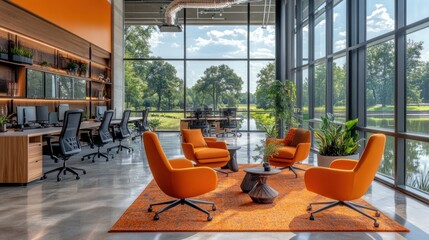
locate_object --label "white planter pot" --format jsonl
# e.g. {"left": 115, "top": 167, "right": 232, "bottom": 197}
{"left": 317, "top": 153, "right": 360, "bottom": 167}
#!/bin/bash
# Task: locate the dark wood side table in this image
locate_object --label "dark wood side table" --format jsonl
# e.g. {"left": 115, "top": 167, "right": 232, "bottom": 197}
{"left": 221, "top": 145, "right": 240, "bottom": 172}
{"left": 241, "top": 168, "right": 281, "bottom": 204}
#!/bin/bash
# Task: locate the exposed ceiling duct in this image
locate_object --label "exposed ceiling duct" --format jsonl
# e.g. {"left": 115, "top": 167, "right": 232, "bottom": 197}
{"left": 161, "top": 0, "right": 257, "bottom": 31}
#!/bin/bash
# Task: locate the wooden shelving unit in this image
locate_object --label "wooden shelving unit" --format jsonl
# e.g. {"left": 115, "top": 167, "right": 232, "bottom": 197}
{"left": 0, "top": 27, "right": 111, "bottom": 119}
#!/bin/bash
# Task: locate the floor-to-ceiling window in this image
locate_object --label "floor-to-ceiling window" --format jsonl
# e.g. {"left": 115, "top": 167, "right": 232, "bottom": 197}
{"left": 124, "top": 1, "right": 275, "bottom": 131}
{"left": 294, "top": 0, "right": 429, "bottom": 200}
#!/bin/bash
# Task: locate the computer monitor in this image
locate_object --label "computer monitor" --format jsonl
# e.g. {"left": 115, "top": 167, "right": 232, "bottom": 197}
{"left": 35, "top": 106, "right": 49, "bottom": 123}
{"left": 16, "top": 106, "right": 37, "bottom": 125}
{"left": 96, "top": 106, "right": 107, "bottom": 119}
{"left": 58, "top": 104, "right": 70, "bottom": 122}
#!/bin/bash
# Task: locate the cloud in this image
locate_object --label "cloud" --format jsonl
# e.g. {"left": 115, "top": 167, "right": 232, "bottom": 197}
{"left": 249, "top": 26, "right": 275, "bottom": 48}
{"left": 366, "top": 4, "right": 394, "bottom": 35}
{"left": 149, "top": 31, "right": 162, "bottom": 48}
{"left": 171, "top": 43, "right": 180, "bottom": 48}
{"left": 335, "top": 39, "right": 346, "bottom": 51}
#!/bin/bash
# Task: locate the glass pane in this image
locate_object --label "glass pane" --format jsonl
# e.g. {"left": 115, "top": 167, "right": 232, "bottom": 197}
{"left": 333, "top": 0, "right": 347, "bottom": 52}
{"left": 366, "top": 40, "right": 395, "bottom": 129}
{"left": 250, "top": 25, "right": 275, "bottom": 59}
{"left": 406, "top": 139, "right": 429, "bottom": 193}
{"left": 333, "top": 56, "right": 346, "bottom": 122}
{"left": 186, "top": 25, "right": 247, "bottom": 58}
{"left": 249, "top": 112, "right": 274, "bottom": 131}
{"left": 406, "top": 27, "right": 429, "bottom": 134}
{"left": 74, "top": 79, "right": 86, "bottom": 100}
{"left": 314, "top": 62, "right": 326, "bottom": 119}
{"left": 302, "top": 0, "right": 309, "bottom": 22}
{"left": 314, "top": 13, "right": 326, "bottom": 60}
{"left": 45, "top": 73, "right": 58, "bottom": 99}
{"left": 59, "top": 76, "right": 73, "bottom": 99}
{"left": 27, "top": 69, "right": 44, "bottom": 99}
{"left": 186, "top": 61, "right": 246, "bottom": 111}
{"left": 407, "top": 0, "right": 429, "bottom": 25}
{"left": 303, "top": 24, "right": 309, "bottom": 64}
{"left": 302, "top": 67, "right": 309, "bottom": 129}
{"left": 366, "top": 0, "right": 395, "bottom": 40}
{"left": 368, "top": 132, "right": 394, "bottom": 178}
{"left": 124, "top": 60, "right": 184, "bottom": 111}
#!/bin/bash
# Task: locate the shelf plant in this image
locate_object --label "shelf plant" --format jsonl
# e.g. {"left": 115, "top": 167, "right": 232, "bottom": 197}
{"left": 0, "top": 46, "right": 8, "bottom": 60}
{"left": 10, "top": 46, "right": 33, "bottom": 64}
{"left": 66, "top": 61, "right": 79, "bottom": 75}
{"left": 314, "top": 113, "right": 364, "bottom": 167}
{"left": 0, "top": 114, "right": 12, "bottom": 132}
{"left": 79, "top": 62, "right": 88, "bottom": 77}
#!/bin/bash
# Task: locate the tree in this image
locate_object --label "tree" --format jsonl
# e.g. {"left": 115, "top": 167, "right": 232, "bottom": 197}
{"left": 254, "top": 62, "right": 275, "bottom": 109}
{"left": 192, "top": 65, "right": 243, "bottom": 110}
{"left": 124, "top": 25, "right": 153, "bottom": 58}
{"left": 146, "top": 60, "right": 182, "bottom": 111}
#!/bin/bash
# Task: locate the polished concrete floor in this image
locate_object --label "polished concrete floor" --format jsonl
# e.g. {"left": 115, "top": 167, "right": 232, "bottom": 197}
{"left": 1, "top": 132, "right": 429, "bottom": 240}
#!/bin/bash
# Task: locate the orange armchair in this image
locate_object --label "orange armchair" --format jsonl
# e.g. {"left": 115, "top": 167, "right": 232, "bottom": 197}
{"left": 143, "top": 132, "right": 218, "bottom": 221}
{"left": 181, "top": 129, "right": 230, "bottom": 176}
{"left": 304, "top": 134, "right": 386, "bottom": 227}
{"left": 268, "top": 128, "right": 311, "bottom": 178}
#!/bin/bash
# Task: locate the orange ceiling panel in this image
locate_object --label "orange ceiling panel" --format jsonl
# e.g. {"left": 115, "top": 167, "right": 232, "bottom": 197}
{"left": 10, "top": 0, "right": 111, "bottom": 52}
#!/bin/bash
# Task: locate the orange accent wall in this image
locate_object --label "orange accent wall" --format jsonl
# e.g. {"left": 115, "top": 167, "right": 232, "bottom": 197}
{"left": 10, "top": 0, "right": 111, "bottom": 53}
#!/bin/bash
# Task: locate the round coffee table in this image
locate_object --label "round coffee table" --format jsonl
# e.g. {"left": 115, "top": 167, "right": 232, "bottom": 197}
{"left": 242, "top": 167, "right": 281, "bottom": 204}
{"left": 221, "top": 145, "right": 240, "bottom": 172}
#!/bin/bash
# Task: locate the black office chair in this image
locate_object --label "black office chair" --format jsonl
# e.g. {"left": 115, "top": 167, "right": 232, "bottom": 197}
{"left": 219, "top": 108, "right": 241, "bottom": 137}
{"left": 41, "top": 109, "right": 86, "bottom": 181}
{"left": 189, "top": 109, "right": 210, "bottom": 136}
{"left": 131, "top": 109, "right": 149, "bottom": 141}
{"left": 81, "top": 110, "right": 114, "bottom": 162}
{"left": 107, "top": 110, "right": 134, "bottom": 154}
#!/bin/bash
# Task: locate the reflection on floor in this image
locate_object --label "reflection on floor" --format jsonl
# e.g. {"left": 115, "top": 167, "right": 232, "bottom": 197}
{"left": 0, "top": 132, "right": 428, "bottom": 240}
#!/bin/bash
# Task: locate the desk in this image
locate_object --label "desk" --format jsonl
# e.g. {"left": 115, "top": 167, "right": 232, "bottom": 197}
{"left": 180, "top": 117, "right": 241, "bottom": 135}
{"left": 0, "top": 118, "right": 141, "bottom": 184}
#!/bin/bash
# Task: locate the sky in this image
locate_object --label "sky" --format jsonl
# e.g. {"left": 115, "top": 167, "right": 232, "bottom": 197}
{"left": 137, "top": 0, "right": 429, "bottom": 93}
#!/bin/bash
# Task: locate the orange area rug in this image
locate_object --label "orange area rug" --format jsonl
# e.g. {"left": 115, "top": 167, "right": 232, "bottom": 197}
{"left": 109, "top": 164, "right": 409, "bottom": 232}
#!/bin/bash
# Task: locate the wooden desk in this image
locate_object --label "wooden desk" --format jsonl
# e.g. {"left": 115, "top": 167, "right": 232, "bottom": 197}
{"left": 0, "top": 118, "right": 141, "bottom": 184}
{"left": 180, "top": 117, "right": 241, "bottom": 135}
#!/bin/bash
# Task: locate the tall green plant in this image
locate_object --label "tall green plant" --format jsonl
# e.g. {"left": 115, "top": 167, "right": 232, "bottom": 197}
{"left": 267, "top": 79, "right": 300, "bottom": 131}
{"left": 314, "top": 113, "right": 363, "bottom": 156}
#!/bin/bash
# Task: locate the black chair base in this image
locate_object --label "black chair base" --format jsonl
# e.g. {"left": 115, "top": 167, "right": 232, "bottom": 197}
{"left": 307, "top": 200, "right": 381, "bottom": 227}
{"left": 81, "top": 148, "right": 113, "bottom": 162}
{"left": 41, "top": 161, "right": 86, "bottom": 182}
{"left": 214, "top": 168, "right": 229, "bottom": 177}
{"left": 107, "top": 141, "right": 134, "bottom": 154}
{"left": 279, "top": 165, "right": 306, "bottom": 178}
{"left": 148, "top": 198, "right": 216, "bottom": 221}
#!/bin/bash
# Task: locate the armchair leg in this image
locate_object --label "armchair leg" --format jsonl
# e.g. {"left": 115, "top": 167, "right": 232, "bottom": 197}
{"left": 148, "top": 198, "right": 215, "bottom": 221}
{"left": 307, "top": 200, "right": 380, "bottom": 227}
{"left": 214, "top": 168, "right": 229, "bottom": 177}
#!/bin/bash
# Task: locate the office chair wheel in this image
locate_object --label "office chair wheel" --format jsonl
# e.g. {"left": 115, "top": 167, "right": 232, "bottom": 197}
{"left": 306, "top": 205, "right": 312, "bottom": 211}
{"left": 41, "top": 175, "right": 47, "bottom": 180}
{"left": 309, "top": 214, "right": 314, "bottom": 221}
{"left": 212, "top": 205, "right": 216, "bottom": 211}
{"left": 207, "top": 215, "right": 213, "bottom": 221}
{"left": 154, "top": 214, "right": 159, "bottom": 220}
{"left": 57, "top": 177, "right": 62, "bottom": 182}
{"left": 148, "top": 207, "right": 153, "bottom": 212}
{"left": 83, "top": 170, "right": 86, "bottom": 174}
{"left": 374, "top": 221, "right": 379, "bottom": 228}
{"left": 375, "top": 211, "right": 380, "bottom": 217}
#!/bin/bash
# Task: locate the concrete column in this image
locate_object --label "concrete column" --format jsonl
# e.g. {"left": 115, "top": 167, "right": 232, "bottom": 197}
{"left": 111, "top": 0, "right": 124, "bottom": 118}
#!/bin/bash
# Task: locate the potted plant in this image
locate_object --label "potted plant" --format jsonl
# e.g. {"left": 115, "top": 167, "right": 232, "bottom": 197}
{"left": 79, "top": 62, "right": 88, "bottom": 77}
{"left": 267, "top": 79, "right": 301, "bottom": 136}
{"left": 66, "top": 61, "right": 79, "bottom": 75}
{"left": 0, "top": 47, "right": 8, "bottom": 60}
{"left": 252, "top": 124, "right": 283, "bottom": 171}
{"left": 10, "top": 46, "right": 33, "bottom": 64}
{"left": 0, "top": 114, "right": 11, "bottom": 132}
{"left": 148, "top": 118, "right": 161, "bottom": 132}
{"left": 314, "top": 113, "right": 364, "bottom": 167}
{"left": 40, "top": 61, "right": 49, "bottom": 67}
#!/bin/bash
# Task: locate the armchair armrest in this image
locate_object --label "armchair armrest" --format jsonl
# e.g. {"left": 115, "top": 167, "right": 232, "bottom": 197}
{"left": 172, "top": 167, "right": 217, "bottom": 198}
{"left": 330, "top": 159, "right": 358, "bottom": 170}
{"left": 293, "top": 142, "right": 311, "bottom": 162}
{"left": 169, "top": 158, "right": 194, "bottom": 169}
{"left": 304, "top": 167, "right": 354, "bottom": 200}
{"left": 204, "top": 137, "right": 217, "bottom": 142}
{"left": 181, "top": 143, "right": 196, "bottom": 160}
{"left": 206, "top": 141, "right": 227, "bottom": 149}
